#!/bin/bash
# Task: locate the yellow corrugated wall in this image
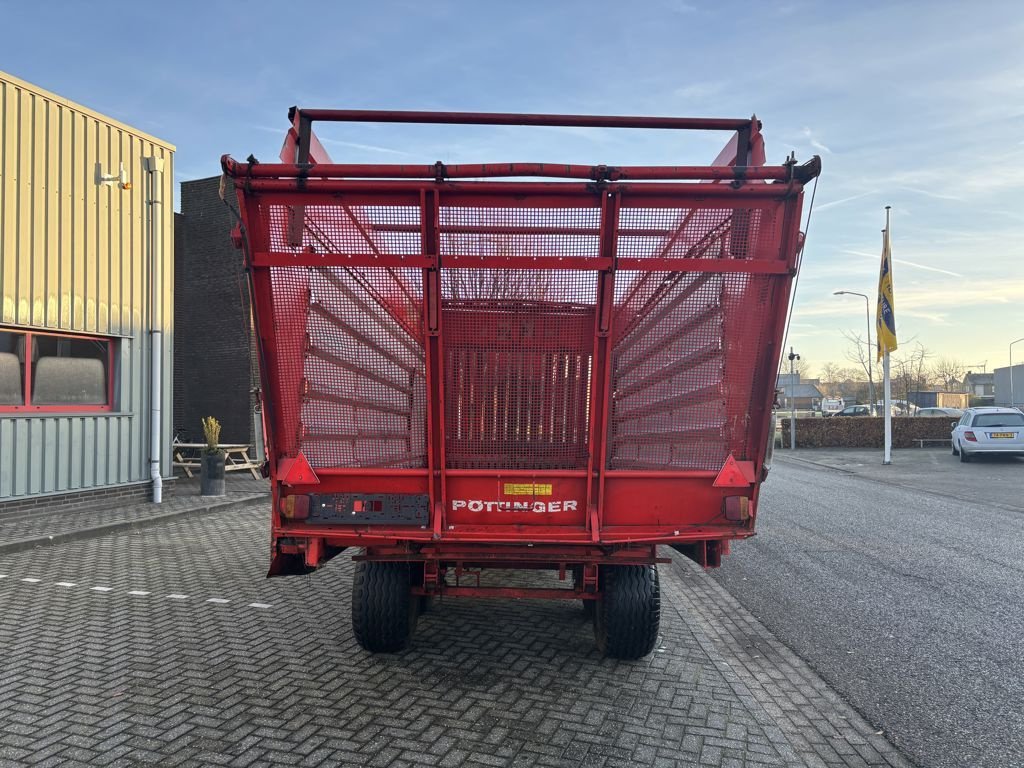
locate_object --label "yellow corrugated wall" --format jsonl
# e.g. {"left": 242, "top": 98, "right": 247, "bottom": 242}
{"left": 0, "top": 70, "right": 175, "bottom": 498}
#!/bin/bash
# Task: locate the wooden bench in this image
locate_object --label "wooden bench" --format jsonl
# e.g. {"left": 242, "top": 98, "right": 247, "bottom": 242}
{"left": 172, "top": 443, "right": 262, "bottom": 479}
{"left": 914, "top": 438, "right": 951, "bottom": 448}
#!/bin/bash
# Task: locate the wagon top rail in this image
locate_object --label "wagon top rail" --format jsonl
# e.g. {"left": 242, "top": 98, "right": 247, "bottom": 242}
{"left": 221, "top": 107, "right": 821, "bottom": 185}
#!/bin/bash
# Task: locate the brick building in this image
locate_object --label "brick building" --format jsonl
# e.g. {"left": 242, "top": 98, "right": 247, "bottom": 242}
{"left": 173, "top": 176, "right": 256, "bottom": 447}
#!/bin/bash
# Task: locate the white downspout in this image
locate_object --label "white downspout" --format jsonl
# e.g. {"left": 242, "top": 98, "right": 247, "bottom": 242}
{"left": 145, "top": 156, "right": 165, "bottom": 503}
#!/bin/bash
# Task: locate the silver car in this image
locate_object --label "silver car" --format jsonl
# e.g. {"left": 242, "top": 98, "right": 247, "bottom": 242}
{"left": 951, "top": 407, "right": 1024, "bottom": 462}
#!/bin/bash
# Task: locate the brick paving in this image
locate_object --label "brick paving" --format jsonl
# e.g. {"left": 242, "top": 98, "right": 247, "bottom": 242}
{"left": 0, "top": 478, "right": 267, "bottom": 551}
{"left": 0, "top": 503, "right": 914, "bottom": 767}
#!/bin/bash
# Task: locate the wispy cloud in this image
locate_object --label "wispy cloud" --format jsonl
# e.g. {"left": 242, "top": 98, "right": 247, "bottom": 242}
{"left": 815, "top": 191, "right": 875, "bottom": 211}
{"left": 801, "top": 126, "right": 832, "bottom": 154}
{"left": 897, "top": 186, "right": 963, "bottom": 202}
{"left": 840, "top": 249, "right": 964, "bottom": 278}
{"left": 317, "top": 137, "right": 414, "bottom": 156}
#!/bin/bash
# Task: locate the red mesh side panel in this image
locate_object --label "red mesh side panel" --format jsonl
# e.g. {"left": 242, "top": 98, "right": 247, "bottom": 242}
{"left": 266, "top": 268, "right": 310, "bottom": 458}
{"left": 301, "top": 266, "right": 426, "bottom": 468}
{"left": 441, "top": 270, "right": 596, "bottom": 469}
{"left": 266, "top": 203, "right": 422, "bottom": 256}
{"left": 439, "top": 206, "right": 601, "bottom": 258}
{"left": 608, "top": 200, "right": 784, "bottom": 471}
{"left": 616, "top": 204, "right": 779, "bottom": 260}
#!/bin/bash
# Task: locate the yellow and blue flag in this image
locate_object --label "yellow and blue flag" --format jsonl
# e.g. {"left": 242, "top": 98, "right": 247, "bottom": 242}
{"left": 876, "top": 226, "right": 897, "bottom": 360}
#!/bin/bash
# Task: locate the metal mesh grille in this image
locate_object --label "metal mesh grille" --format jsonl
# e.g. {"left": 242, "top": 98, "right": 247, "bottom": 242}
{"left": 252, "top": 192, "right": 788, "bottom": 474}
{"left": 266, "top": 203, "right": 422, "bottom": 255}
{"left": 609, "top": 268, "right": 773, "bottom": 471}
{"left": 442, "top": 271, "right": 596, "bottom": 469}
{"left": 617, "top": 205, "right": 779, "bottom": 260}
{"left": 439, "top": 205, "right": 601, "bottom": 258}
{"left": 264, "top": 263, "right": 427, "bottom": 469}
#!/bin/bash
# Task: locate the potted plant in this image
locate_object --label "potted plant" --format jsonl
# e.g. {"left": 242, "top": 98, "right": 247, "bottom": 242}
{"left": 199, "top": 416, "right": 226, "bottom": 496}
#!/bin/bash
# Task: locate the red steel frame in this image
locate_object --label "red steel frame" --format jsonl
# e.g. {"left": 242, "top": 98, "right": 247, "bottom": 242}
{"left": 224, "top": 109, "right": 820, "bottom": 598}
{"left": 0, "top": 327, "right": 115, "bottom": 413}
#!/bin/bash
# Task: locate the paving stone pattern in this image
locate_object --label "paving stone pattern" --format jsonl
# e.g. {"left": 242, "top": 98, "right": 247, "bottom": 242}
{"left": 0, "top": 482, "right": 266, "bottom": 549}
{"left": 0, "top": 505, "right": 913, "bottom": 767}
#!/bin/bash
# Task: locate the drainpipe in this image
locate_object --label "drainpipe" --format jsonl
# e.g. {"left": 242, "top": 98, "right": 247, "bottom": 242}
{"left": 145, "top": 156, "right": 165, "bottom": 503}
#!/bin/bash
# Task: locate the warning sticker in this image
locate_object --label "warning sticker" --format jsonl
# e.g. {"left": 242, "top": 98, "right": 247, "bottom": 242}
{"left": 503, "top": 483, "right": 553, "bottom": 496}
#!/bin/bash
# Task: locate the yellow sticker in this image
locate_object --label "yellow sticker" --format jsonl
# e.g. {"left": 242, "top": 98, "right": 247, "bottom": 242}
{"left": 503, "top": 483, "right": 553, "bottom": 496}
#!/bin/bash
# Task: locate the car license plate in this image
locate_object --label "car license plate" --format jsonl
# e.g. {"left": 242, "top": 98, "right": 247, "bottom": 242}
{"left": 989, "top": 432, "right": 1016, "bottom": 439}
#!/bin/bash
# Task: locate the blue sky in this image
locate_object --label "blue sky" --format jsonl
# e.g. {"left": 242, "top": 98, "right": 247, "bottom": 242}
{"left": 4, "top": 0, "right": 1023, "bottom": 374}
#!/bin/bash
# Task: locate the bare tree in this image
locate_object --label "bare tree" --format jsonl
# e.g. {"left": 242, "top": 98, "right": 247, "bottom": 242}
{"left": 931, "top": 357, "right": 965, "bottom": 391}
{"left": 841, "top": 330, "right": 876, "bottom": 405}
{"left": 819, "top": 362, "right": 843, "bottom": 395}
{"left": 891, "top": 343, "right": 932, "bottom": 405}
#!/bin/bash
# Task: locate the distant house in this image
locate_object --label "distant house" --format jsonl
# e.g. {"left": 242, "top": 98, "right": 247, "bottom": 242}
{"left": 963, "top": 372, "right": 994, "bottom": 398}
{"left": 776, "top": 374, "right": 822, "bottom": 411}
{"left": 907, "top": 391, "right": 969, "bottom": 409}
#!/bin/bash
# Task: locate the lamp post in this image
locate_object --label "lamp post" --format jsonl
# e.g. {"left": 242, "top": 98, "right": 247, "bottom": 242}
{"left": 1010, "top": 338, "right": 1024, "bottom": 408}
{"left": 834, "top": 291, "right": 876, "bottom": 411}
{"left": 788, "top": 347, "right": 800, "bottom": 449}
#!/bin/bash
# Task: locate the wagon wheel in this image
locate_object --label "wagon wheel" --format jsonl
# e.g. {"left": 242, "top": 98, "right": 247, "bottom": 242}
{"left": 593, "top": 565, "right": 661, "bottom": 660}
{"left": 352, "top": 561, "right": 418, "bottom": 652}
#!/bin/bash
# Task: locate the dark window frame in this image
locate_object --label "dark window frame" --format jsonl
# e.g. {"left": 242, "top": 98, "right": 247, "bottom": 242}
{"left": 0, "top": 328, "right": 115, "bottom": 413}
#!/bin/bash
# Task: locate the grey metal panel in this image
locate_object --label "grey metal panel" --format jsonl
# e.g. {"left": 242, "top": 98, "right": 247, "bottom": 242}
{"left": 0, "top": 71, "right": 175, "bottom": 500}
{"left": 56, "top": 418, "right": 70, "bottom": 491}
{"left": 12, "top": 419, "right": 28, "bottom": 496}
{"left": 0, "top": 419, "right": 12, "bottom": 496}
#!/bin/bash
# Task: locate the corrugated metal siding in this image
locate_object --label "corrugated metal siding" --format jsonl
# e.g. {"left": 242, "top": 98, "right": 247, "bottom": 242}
{"left": 0, "top": 70, "right": 174, "bottom": 499}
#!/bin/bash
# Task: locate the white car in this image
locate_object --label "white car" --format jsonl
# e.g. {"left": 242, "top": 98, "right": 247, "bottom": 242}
{"left": 951, "top": 407, "right": 1024, "bottom": 463}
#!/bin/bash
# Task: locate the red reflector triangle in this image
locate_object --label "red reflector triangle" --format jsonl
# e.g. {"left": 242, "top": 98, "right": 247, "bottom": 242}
{"left": 714, "top": 454, "right": 752, "bottom": 488}
{"left": 278, "top": 451, "right": 319, "bottom": 486}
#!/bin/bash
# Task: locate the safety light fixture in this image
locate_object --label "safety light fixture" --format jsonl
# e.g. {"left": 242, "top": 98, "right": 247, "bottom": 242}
{"left": 99, "top": 162, "right": 132, "bottom": 190}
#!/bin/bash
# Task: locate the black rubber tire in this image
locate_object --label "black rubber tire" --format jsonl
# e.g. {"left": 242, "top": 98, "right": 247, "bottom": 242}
{"left": 960, "top": 447, "right": 971, "bottom": 463}
{"left": 593, "top": 565, "right": 660, "bottom": 660}
{"left": 951, "top": 440, "right": 959, "bottom": 456}
{"left": 352, "top": 561, "right": 416, "bottom": 653}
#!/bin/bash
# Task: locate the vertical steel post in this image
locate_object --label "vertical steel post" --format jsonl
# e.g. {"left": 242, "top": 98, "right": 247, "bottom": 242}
{"left": 788, "top": 347, "right": 799, "bottom": 450}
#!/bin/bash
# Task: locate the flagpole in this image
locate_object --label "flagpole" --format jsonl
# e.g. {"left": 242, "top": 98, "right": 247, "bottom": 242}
{"left": 882, "top": 206, "right": 893, "bottom": 465}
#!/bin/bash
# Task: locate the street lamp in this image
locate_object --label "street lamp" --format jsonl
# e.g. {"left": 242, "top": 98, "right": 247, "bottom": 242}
{"left": 834, "top": 290, "right": 876, "bottom": 411}
{"left": 1010, "top": 338, "right": 1024, "bottom": 407}
{"left": 788, "top": 347, "right": 800, "bottom": 450}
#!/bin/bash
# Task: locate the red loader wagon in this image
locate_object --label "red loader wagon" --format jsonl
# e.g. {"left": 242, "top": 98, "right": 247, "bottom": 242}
{"left": 222, "top": 109, "right": 820, "bottom": 659}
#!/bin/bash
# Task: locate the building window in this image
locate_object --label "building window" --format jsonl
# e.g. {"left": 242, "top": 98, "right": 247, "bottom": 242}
{"left": 0, "top": 328, "right": 114, "bottom": 412}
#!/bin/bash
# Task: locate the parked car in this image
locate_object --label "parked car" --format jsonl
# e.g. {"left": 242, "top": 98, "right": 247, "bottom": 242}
{"left": 951, "top": 407, "right": 1024, "bottom": 462}
{"left": 918, "top": 407, "right": 964, "bottom": 418}
{"left": 821, "top": 397, "right": 845, "bottom": 416}
{"left": 834, "top": 404, "right": 871, "bottom": 417}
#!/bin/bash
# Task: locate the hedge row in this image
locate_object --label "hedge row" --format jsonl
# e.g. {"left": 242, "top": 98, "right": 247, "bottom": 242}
{"left": 779, "top": 417, "right": 954, "bottom": 448}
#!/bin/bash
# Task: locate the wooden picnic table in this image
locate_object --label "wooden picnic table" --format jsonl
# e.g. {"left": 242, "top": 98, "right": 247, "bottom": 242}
{"left": 172, "top": 442, "right": 262, "bottom": 480}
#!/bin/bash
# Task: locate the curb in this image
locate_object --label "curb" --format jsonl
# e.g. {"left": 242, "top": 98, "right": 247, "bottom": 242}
{"left": 0, "top": 493, "right": 267, "bottom": 556}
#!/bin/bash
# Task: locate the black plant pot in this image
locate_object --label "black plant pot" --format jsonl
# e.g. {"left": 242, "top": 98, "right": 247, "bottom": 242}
{"left": 200, "top": 452, "right": 226, "bottom": 496}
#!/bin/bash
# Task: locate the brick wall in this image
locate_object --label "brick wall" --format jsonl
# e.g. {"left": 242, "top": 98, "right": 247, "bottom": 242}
{"left": 0, "top": 479, "right": 176, "bottom": 518}
{"left": 781, "top": 417, "right": 954, "bottom": 448}
{"left": 174, "top": 177, "right": 255, "bottom": 447}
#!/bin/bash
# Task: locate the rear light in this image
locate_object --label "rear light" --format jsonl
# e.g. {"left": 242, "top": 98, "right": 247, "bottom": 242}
{"left": 280, "top": 494, "right": 310, "bottom": 520}
{"left": 964, "top": 431, "right": 978, "bottom": 442}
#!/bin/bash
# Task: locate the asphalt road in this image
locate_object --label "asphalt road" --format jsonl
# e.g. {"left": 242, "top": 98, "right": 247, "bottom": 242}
{"left": 713, "top": 453, "right": 1024, "bottom": 768}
